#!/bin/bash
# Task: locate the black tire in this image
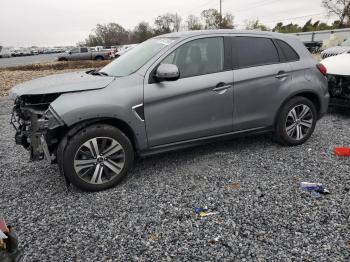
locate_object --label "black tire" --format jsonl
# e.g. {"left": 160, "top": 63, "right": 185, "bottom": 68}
{"left": 95, "top": 56, "right": 104, "bottom": 61}
{"left": 58, "top": 58, "right": 68, "bottom": 61}
{"left": 275, "top": 96, "right": 317, "bottom": 146}
{"left": 61, "top": 124, "right": 134, "bottom": 191}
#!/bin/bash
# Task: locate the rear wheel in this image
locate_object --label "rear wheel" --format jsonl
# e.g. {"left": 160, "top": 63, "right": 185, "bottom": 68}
{"left": 95, "top": 56, "right": 104, "bottom": 61}
{"left": 61, "top": 124, "right": 134, "bottom": 191}
{"left": 275, "top": 96, "right": 317, "bottom": 146}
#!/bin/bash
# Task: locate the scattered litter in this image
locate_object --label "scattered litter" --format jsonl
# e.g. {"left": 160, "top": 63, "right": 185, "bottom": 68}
{"left": 255, "top": 188, "right": 265, "bottom": 198}
{"left": 148, "top": 234, "right": 158, "bottom": 241}
{"left": 208, "top": 236, "right": 221, "bottom": 245}
{"left": 194, "top": 206, "right": 218, "bottom": 219}
{"left": 335, "top": 147, "right": 350, "bottom": 157}
{"left": 198, "top": 211, "right": 218, "bottom": 218}
{"left": 227, "top": 182, "right": 241, "bottom": 190}
{"left": 194, "top": 207, "right": 208, "bottom": 215}
{"left": 345, "top": 240, "right": 350, "bottom": 250}
{"left": 0, "top": 230, "right": 8, "bottom": 239}
{"left": 300, "top": 182, "right": 330, "bottom": 197}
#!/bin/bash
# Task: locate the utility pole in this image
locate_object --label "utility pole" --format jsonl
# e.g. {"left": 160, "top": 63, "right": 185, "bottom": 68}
{"left": 219, "top": 0, "right": 222, "bottom": 29}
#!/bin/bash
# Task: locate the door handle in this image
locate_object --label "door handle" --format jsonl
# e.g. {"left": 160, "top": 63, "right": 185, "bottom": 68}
{"left": 212, "top": 83, "right": 233, "bottom": 92}
{"left": 275, "top": 71, "right": 289, "bottom": 79}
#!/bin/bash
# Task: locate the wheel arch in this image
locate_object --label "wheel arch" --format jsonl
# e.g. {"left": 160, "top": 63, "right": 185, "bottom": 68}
{"left": 62, "top": 117, "right": 138, "bottom": 150}
{"left": 274, "top": 90, "right": 321, "bottom": 127}
{"left": 94, "top": 55, "right": 104, "bottom": 60}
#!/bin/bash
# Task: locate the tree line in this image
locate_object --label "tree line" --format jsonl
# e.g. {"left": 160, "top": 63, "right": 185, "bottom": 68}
{"left": 79, "top": 0, "right": 350, "bottom": 47}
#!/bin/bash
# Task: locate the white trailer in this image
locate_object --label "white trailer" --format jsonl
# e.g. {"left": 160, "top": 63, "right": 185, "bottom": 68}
{"left": 0, "top": 46, "right": 11, "bottom": 58}
{"left": 288, "top": 28, "right": 350, "bottom": 52}
{"left": 289, "top": 28, "right": 350, "bottom": 42}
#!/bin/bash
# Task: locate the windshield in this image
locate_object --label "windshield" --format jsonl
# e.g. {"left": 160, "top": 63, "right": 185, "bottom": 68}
{"left": 101, "top": 37, "right": 177, "bottom": 77}
{"left": 341, "top": 38, "right": 350, "bottom": 46}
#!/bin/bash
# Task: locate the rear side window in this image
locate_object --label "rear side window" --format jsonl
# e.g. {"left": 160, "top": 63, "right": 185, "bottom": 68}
{"left": 81, "top": 48, "right": 88, "bottom": 53}
{"left": 276, "top": 39, "right": 299, "bottom": 62}
{"left": 234, "top": 37, "right": 279, "bottom": 68}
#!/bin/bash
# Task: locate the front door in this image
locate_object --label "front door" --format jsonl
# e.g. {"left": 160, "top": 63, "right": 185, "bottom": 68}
{"left": 144, "top": 37, "right": 234, "bottom": 147}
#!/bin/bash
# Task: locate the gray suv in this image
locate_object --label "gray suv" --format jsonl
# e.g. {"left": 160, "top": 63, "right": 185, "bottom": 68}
{"left": 10, "top": 30, "right": 329, "bottom": 191}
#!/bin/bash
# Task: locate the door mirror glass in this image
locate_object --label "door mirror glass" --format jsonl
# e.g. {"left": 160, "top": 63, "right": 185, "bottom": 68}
{"left": 155, "top": 64, "right": 180, "bottom": 81}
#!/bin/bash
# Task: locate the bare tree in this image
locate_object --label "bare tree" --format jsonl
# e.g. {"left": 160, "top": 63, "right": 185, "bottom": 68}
{"left": 131, "top": 21, "right": 153, "bottom": 43}
{"left": 244, "top": 19, "right": 270, "bottom": 31}
{"left": 322, "top": 0, "right": 350, "bottom": 27}
{"left": 201, "top": 9, "right": 234, "bottom": 29}
{"left": 84, "top": 23, "right": 129, "bottom": 46}
{"left": 201, "top": 9, "right": 218, "bottom": 29}
{"left": 187, "top": 14, "right": 203, "bottom": 30}
{"left": 221, "top": 13, "right": 234, "bottom": 29}
{"left": 154, "top": 13, "right": 181, "bottom": 34}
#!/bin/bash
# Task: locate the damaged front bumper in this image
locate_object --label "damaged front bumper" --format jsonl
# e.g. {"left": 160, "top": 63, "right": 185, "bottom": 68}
{"left": 11, "top": 96, "right": 64, "bottom": 161}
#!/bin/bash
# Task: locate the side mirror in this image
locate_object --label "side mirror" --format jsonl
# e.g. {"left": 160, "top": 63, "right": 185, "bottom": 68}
{"left": 155, "top": 64, "right": 180, "bottom": 82}
{"left": 68, "top": 51, "right": 72, "bottom": 55}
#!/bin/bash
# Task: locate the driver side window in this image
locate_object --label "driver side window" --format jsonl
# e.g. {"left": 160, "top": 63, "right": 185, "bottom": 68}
{"left": 161, "top": 37, "right": 224, "bottom": 78}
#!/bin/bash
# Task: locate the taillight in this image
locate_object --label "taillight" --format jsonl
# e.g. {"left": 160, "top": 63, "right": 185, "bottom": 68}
{"left": 316, "top": 63, "right": 327, "bottom": 75}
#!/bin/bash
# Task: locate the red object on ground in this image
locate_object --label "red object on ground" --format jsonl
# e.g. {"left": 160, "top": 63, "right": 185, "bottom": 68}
{"left": 335, "top": 147, "right": 350, "bottom": 156}
{"left": 0, "top": 218, "right": 7, "bottom": 232}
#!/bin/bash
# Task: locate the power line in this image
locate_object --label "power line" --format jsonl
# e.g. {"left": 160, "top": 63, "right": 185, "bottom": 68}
{"left": 182, "top": 0, "right": 215, "bottom": 16}
{"left": 234, "top": 0, "right": 282, "bottom": 13}
{"left": 264, "top": 12, "right": 327, "bottom": 23}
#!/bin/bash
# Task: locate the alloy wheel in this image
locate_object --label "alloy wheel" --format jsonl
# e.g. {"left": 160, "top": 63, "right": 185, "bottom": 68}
{"left": 73, "top": 137, "right": 125, "bottom": 185}
{"left": 285, "top": 104, "right": 314, "bottom": 141}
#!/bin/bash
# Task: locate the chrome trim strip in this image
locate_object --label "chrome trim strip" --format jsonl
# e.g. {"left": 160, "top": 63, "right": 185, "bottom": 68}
{"left": 132, "top": 104, "right": 144, "bottom": 122}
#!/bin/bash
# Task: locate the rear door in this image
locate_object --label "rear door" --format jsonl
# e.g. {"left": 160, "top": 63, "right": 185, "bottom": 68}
{"left": 232, "top": 36, "right": 293, "bottom": 131}
{"left": 144, "top": 36, "right": 234, "bottom": 147}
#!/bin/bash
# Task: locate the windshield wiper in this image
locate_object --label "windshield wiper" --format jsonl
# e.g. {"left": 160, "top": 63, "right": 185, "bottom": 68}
{"left": 86, "top": 70, "right": 109, "bottom": 76}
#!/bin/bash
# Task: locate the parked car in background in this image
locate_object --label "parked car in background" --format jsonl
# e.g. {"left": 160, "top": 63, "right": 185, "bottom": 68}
{"left": 0, "top": 46, "right": 11, "bottom": 58}
{"left": 57, "top": 47, "right": 110, "bottom": 61}
{"left": 110, "top": 44, "right": 138, "bottom": 59}
{"left": 321, "top": 38, "right": 350, "bottom": 59}
{"left": 9, "top": 30, "right": 329, "bottom": 191}
{"left": 11, "top": 48, "right": 32, "bottom": 57}
{"left": 321, "top": 51, "right": 350, "bottom": 107}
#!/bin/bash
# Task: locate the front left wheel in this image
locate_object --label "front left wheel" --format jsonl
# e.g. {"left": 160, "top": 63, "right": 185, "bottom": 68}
{"left": 61, "top": 124, "right": 134, "bottom": 191}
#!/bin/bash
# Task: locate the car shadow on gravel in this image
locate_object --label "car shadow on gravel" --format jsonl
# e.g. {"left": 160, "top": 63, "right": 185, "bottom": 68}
{"left": 328, "top": 106, "right": 350, "bottom": 118}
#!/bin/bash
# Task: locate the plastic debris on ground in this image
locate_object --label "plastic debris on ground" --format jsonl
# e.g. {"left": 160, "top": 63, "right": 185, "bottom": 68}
{"left": 227, "top": 182, "right": 241, "bottom": 190}
{"left": 148, "top": 234, "right": 158, "bottom": 241}
{"left": 345, "top": 240, "right": 350, "bottom": 250}
{"left": 194, "top": 206, "right": 218, "bottom": 220}
{"left": 300, "top": 182, "right": 330, "bottom": 198}
{"left": 208, "top": 236, "right": 221, "bottom": 245}
{"left": 335, "top": 147, "right": 350, "bottom": 157}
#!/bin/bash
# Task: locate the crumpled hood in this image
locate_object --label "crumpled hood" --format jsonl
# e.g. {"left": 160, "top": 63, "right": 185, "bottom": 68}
{"left": 321, "top": 53, "right": 350, "bottom": 76}
{"left": 9, "top": 71, "right": 115, "bottom": 100}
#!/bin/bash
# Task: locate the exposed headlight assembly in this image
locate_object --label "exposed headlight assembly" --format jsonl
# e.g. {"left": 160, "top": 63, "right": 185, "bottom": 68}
{"left": 38, "top": 106, "right": 65, "bottom": 130}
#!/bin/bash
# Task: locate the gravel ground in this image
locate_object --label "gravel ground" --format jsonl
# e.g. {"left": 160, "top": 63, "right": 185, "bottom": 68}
{"left": 0, "top": 98, "right": 350, "bottom": 260}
